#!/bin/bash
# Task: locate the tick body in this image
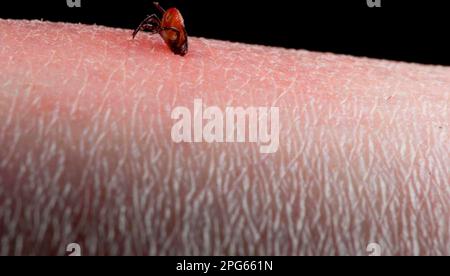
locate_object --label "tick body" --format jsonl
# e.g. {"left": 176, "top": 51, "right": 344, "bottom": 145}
{"left": 132, "top": 2, "right": 188, "bottom": 56}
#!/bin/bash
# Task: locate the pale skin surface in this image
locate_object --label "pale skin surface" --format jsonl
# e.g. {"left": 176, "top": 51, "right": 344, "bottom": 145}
{"left": 0, "top": 19, "right": 449, "bottom": 256}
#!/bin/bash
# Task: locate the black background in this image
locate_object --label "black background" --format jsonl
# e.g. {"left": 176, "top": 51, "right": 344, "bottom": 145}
{"left": 1, "top": 0, "right": 449, "bottom": 65}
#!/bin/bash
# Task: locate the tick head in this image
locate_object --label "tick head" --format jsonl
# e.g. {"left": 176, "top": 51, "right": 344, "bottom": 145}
{"left": 168, "top": 37, "right": 188, "bottom": 56}
{"left": 161, "top": 27, "right": 188, "bottom": 56}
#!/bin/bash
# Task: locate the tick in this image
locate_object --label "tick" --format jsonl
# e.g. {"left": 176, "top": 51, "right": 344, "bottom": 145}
{"left": 132, "top": 2, "right": 188, "bottom": 56}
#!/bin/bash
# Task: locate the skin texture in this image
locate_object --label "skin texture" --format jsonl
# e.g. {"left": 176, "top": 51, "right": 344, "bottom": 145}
{"left": 0, "top": 19, "right": 449, "bottom": 256}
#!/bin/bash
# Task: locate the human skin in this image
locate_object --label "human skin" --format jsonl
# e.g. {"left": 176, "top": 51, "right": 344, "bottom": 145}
{"left": 0, "top": 19, "right": 448, "bottom": 256}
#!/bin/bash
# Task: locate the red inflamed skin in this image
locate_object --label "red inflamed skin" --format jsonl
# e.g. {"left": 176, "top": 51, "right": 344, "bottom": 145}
{"left": 0, "top": 19, "right": 449, "bottom": 256}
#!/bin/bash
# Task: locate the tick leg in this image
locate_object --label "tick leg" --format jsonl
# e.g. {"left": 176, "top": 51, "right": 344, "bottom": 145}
{"left": 153, "top": 2, "right": 166, "bottom": 14}
{"left": 132, "top": 14, "right": 161, "bottom": 39}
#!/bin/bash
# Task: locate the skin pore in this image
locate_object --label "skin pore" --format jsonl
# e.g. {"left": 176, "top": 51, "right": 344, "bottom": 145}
{"left": 0, "top": 19, "right": 449, "bottom": 256}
